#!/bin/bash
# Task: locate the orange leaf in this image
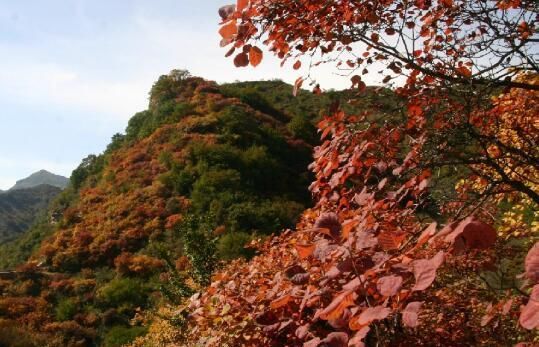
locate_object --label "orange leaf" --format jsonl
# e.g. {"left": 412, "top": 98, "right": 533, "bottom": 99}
{"left": 377, "top": 232, "right": 406, "bottom": 250}
{"left": 270, "top": 294, "right": 292, "bottom": 309}
{"left": 319, "top": 290, "right": 356, "bottom": 321}
{"left": 293, "top": 60, "right": 302, "bottom": 70}
{"left": 249, "top": 46, "right": 263, "bottom": 67}
{"left": 295, "top": 243, "right": 315, "bottom": 260}
{"left": 456, "top": 66, "right": 471, "bottom": 78}
{"left": 219, "top": 21, "right": 237, "bottom": 40}
{"left": 341, "top": 220, "right": 359, "bottom": 240}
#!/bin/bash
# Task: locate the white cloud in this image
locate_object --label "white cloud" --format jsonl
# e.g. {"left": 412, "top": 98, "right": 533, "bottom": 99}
{"left": 0, "top": 60, "right": 149, "bottom": 122}
{"left": 0, "top": 7, "right": 381, "bottom": 130}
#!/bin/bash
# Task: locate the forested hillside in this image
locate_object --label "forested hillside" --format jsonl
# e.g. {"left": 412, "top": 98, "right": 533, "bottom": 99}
{"left": 0, "top": 184, "right": 61, "bottom": 244}
{"left": 0, "top": 71, "right": 395, "bottom": 346}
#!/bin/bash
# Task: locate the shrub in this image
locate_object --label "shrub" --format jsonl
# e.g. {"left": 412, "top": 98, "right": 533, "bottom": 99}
{"left": 55, "top": 298, "right": 78, "bottom": 322}
{"left": 178, "top": 215, "right": 217, "bottom": 286}
{"left": 103, "top": 325, "right": 148, "bottom": 347}
{"left": 216, "top": 231, "right": 255, "bottom": 260}
{"left": 96, "top": 278, "right": 148, "bottom": 309}
{"left": 288, "top": 113, "right": 318, "bottom": 144}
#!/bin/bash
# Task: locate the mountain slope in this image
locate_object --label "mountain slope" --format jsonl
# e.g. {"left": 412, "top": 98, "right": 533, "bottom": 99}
{"left": 0, "top": 73, "right": 315, "bottom": 346}
{"left": 0, "top": 184, "right": 61, "bottom": 243}
{"left": 0, "top": 72, "right": 401, "bottom": 347}
{"left": 10, "top": 170, "right": 69, "bottom": 191}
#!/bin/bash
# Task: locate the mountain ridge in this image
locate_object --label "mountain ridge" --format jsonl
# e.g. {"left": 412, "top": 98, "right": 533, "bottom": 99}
{"left": 9, "top": 170, "right": 69, "bottom": 191}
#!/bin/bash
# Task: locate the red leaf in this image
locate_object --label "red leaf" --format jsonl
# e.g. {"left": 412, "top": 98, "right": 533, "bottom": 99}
{"left": 525, "top": 242, "right": 539, "bottom": 283}
{"left": 408, "top": 104, "right": 423, "bottom": 117}
{"left": 249, "top": 46, "right": 263, "bottom": 67}
{"left": 376, "top": 275, "right": 403, "bottom": 297}
{"left": 402, "top": 301, "right": 423, "bottom": 328}
{"left": 321, "top": 332, "right": 348, "bottom": 347}
{"left": 445, "top": 217, "right": 497, "bottom": 253}
{"left": 295, "top": 324, "right": 310, "bottom": 339}
{"left": 481, "top": 303, "right": 495, "bottom": 327}
{"left": 234, "top": 52, "right": 249, "bottom": 67}
{"left": 441, "top": 0, "right": 453, "bottom": 6}
{"left": 371, "top": 33, "right": 380, "bottom": 43}
{"left": 304, "top": 338, "right": 321, "bottom": 347}
{"left": 351, "top": 75, "right": 362, "bottom": 87}
{"left": 356, "top": 305, "right": 391, "bottom": 325}
{"left": 356, "top": 231, "right": 378, "bottom": 250}
{"left": 412, "top": 251, "right": 445, "bottom": 291}
{"left": 349, "top": 326, "right": 370, "bottom": 346}
{"left": 502, "top": 299, "right": 513, "bottom": 315}
{"left": 519, "top": 284, "right": 539, "bottom": 330}
{"left": 385, "top": 28, "right": 396, "bottom": 35}
{"left": 293, "top": 60, "right": 302, "bottom": 70}
{"left": 219, "top": 20, "right": 237, "bottom": 40}
{"left": 225, "top": 46, "right": 236, "bottom": 58}
{"left": 418, "top": 178, "right": 429, "bottom": 191}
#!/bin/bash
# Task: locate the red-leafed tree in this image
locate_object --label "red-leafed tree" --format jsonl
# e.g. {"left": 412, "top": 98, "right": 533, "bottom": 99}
{"left": 148, "top": 1, "right": 538, "bottom": 346}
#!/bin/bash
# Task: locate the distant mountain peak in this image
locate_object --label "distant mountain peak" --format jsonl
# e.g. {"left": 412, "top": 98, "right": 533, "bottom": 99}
{"left": 10, "top": 170, "right": 69, "bottom": 191}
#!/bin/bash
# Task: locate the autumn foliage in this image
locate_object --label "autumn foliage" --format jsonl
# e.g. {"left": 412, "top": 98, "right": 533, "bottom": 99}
{"left": 0, "top": 1, "right": 537, "bottom": 346}
{"left": 0, "top": 75, "right": 323, "bottom": 346}
{"left": 131, "top": 1, "right": 539, "bottom": 346}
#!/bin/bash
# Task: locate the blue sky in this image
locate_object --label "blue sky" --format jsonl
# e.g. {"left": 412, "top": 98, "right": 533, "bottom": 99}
{"left": 0, "top": 0, "right": 353, "bottom": 190}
